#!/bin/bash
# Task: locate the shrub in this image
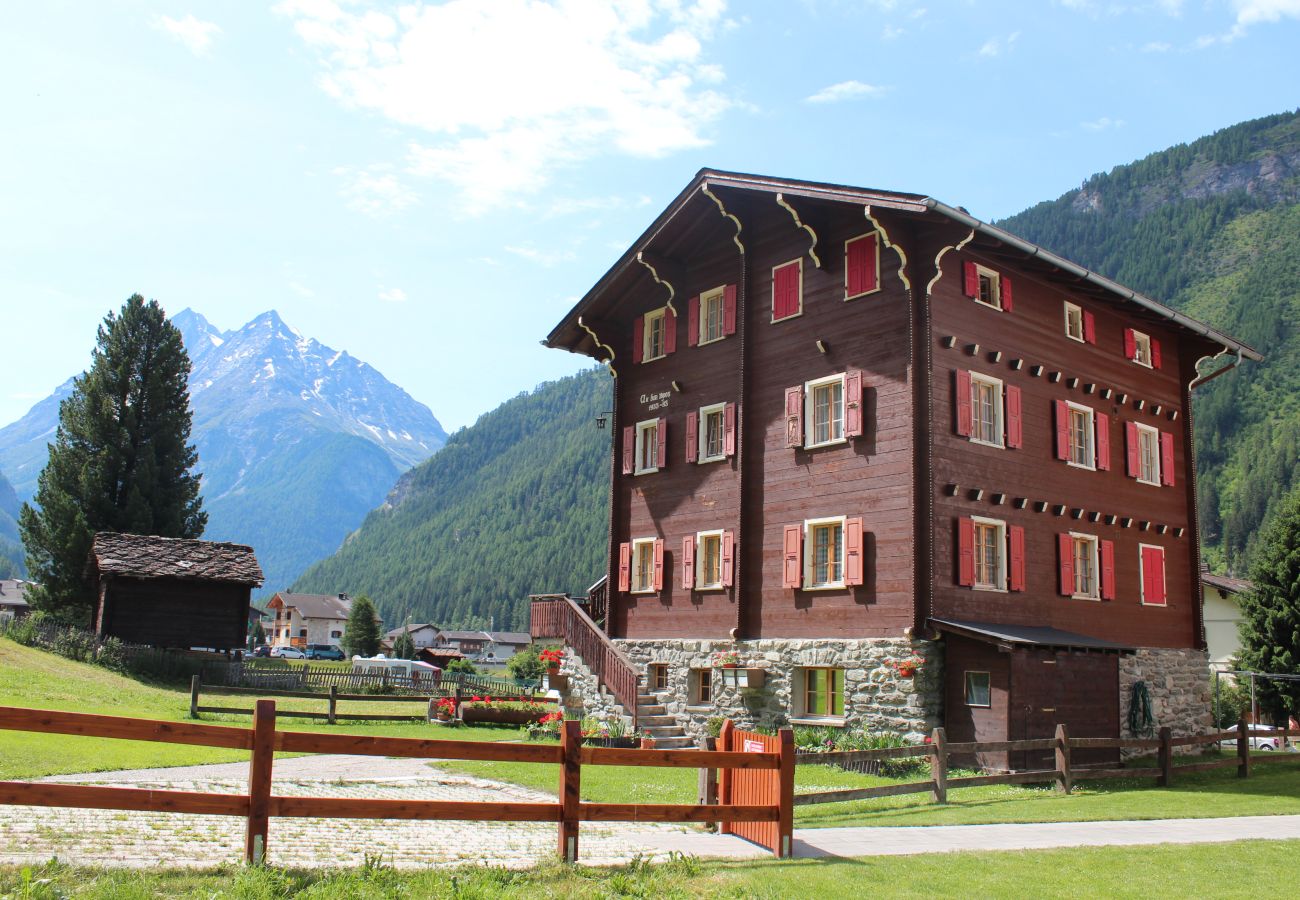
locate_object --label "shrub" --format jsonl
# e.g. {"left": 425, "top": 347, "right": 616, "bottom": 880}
{"left": 444, "top": 657, "right": 477, "bottom": 675}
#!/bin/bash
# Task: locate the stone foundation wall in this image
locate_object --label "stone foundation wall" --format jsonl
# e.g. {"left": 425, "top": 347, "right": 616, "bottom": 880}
{"left": 562, "top": 637, "right": 942, "bottom": 743}
{"left": 555, "top": 648, "right": 629, "bottom": 727}
{"left": 1120, "top": 647, "right": 1213, "bottom": 754}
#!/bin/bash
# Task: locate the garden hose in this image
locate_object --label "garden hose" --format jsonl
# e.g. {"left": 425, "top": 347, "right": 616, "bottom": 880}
{"left": 1128, "top": 680, "right": 1155, "bottom": 737}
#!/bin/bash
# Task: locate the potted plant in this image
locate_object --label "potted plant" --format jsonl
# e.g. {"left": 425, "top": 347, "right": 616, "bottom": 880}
{"left": 579, "top": 717, "right": 639, "bottom": 748}
{"left": 539, "top": 648, "right": 567, "bottom": 690}
{"left": 432, "top": 696, "right": 457, "bottom": 722}
{"left": 711, "top": 650, "right": 763, "bottom": 687}
{"left": 886, "top": 656, "right": 924, "bottom": 679}
{"left": 524, "top": 710, "right": 565, "bottom": 741}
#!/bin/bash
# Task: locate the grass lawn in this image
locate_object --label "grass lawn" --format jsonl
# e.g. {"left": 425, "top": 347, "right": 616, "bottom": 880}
{"left": 0, "top": 839, "right": 1289, "bottom": 898}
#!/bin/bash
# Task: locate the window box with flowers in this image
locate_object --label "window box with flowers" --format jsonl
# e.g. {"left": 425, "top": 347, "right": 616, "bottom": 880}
{"left": 711, "top": 651, "right": 765, "bottom": 688}
{"left": 460, "top": 697, "right": 555, "bottom": 726}
{"left": 885, "top": 656, "right": 925, "bottom": 679}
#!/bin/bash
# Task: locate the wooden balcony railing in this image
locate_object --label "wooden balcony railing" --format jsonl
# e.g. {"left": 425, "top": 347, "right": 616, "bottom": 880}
{"left": 530, "top": 590, "right": 641, "bottom": 729}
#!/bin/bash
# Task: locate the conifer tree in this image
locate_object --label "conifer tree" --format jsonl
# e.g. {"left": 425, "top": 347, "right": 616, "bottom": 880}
{"left": 1237, "top": 486, "right": 1300, "bottom": 719}
{"left": 19, "top": 295, "right": 206, "bottom": 622}
{"left": 342, "top": 594, "right": 381, "bottom": 657}
{"left": 392, "top": 626, "right": 416, "bottom": 661}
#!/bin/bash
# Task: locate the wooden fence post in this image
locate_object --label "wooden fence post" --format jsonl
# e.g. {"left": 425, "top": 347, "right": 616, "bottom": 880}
{"left": 328, "top": 686, "right": 338, "bottom": 726}
{"left": 245, "top": 699, "right": 276, "bottom": 865}
{"left": 189, "top": 675, "right": 201, "bottom": 719}
{"left": 697, "top": 735, "right": 718, "bottom": 812}
{"left": 1054, "top": 724, "right": 1072, "bottom": 795}
{"left": 930, "top": 727, "right": 948, "bottom": 805}
{"left": 1156, "top": 726, "right": 1172, "bottom": 787}
{"left": 1237, "top": 716, "right": 1251, "bottom": 779}
{"left": 558, "top": 718, "right": 582, "bottom": 863}
{"left": 718, "top": 720, "right": 735, "bottom": 836}
{"left": 776, "top": 728, "right": 795, "bottom": 859}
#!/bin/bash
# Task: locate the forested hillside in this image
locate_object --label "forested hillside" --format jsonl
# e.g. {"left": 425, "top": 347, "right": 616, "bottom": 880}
{"left": 0, "top": 470, "right": 21, "bottom": 578}
{"left": 291, "top": 368, "right": 611, "bottom": 630}
{"left": 999, "top": 110, "right": 1300, "bottom": 572}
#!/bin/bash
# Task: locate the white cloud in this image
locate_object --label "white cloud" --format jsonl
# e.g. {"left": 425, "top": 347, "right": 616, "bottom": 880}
{"left": 277, "top": 0, "right": 733, "bottom": 214}
{"left": 881, "top": 24, "right": 905, "bottom": 39}
{"left": 978, "top": 31, "right": 1019, "bottom": 57}
{"left": 504, "top": 244, "right": 578, "bottom": 267}
{"left": 1081, "top": 116, "right": 1125, "bottom": 131}
{"left": 806, "top": 80, "right": 888, "bottom": 104}
{"left": 378, "top": 286, "right": 408, "bottom": 303}
{"left": 1141, "top": 40, "right": 1171, "bottom": 51}
{"left": 152, "top": 14, "right": 223, "bottom": 56}
{"left": 333, "top": 164, "right": 418, "bottom": 217}
{"left": 1195, "top": 0, "right": 1300, "bottom": 44}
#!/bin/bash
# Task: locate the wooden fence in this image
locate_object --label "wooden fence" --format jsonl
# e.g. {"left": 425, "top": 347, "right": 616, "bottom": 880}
{"left": 222, "top": 662, "right": 538, "bottom": 699}
{"left": 0, "top": 704, "right": 794, "bottom": 863}
{"left": 792, "top": 720, "right": 1300, "bottom": 807}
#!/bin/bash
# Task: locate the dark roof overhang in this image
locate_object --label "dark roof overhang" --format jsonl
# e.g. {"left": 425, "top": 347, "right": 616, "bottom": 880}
{"left": 930, "top": 617, "right": 1135, "bottom": 653}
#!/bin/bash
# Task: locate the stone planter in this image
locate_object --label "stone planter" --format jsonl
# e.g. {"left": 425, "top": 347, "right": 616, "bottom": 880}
{"left": 717, "top": 668, "right": 765, "bottom": 689}
{"left": 547, "top": 672, "right": 569, "bottom": 692}
{"left": 461, "top": 706, "right": 548, "bottom": 726}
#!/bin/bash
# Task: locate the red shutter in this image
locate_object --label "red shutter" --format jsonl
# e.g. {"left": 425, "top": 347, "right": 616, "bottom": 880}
{"left": 1160, "top": 431, "right": 1175, "bottom": 486}
{"left": 1125, "top": 421, "right": 1140, "bottom": 478}
{"left": 1000, "top": 274, "right": 1013, "bottom": 312}
{"left": 656, "top": 417, "right": 667, "bottom": 469}
{"left": 1005, "top": 385, "right": 1022, "bottom": 449}
{"left": 955, "top": 370, "right": 973, "bottom": 437}
{"left": 681, "top": 536, "right": 695, "bottom": 590}
{"left": 1151, "top": 338, "right": 1162, "bottom": 369}
{"left": 1095, "top": 411, "right": 1111, "bottom": 471}
{"left": 652, "top": 539, "right": 664, "bottom": 592}
{"left": 782, "top": 525, "right": 802, "bottom": 589}
{"left": 963, "top": 260, "right": 978, "bottom": 298}
{"left": 724, "top": 402, "right": 736, "bottom": 457}
{"left": 685, "top": 411, "right": 698, "bottom": 464}
{"left": 1083, "top": 310, "right": 1096, "bottom": 344}
{"left": 1009, "top": 525, "right": 1026, "bottom": 592}
{"left": 1124, "top": 327, "right": 1136, "bottom": 361}
{"left": 1058, "top": 533, "right": 1074, "bottom": 596}
{"left": 1143, "top": 547, "right": 1166, "bottom": 606}
{"left": 664, "top": 307, "right": 676, "bottom": 355}
{"left": 1100, "top": 540, "right": 1116, "bottom": 601}
{"left": 618, "top": 542, "right": 631, "bottom": 592}
{"left": 957, "top": 518, "right": 975, "bottom": 586}
{"left": 846, "top": 233, "right": 878, "bottom": 297}
{"left": 845, "top": 370, "right": 864, "bottom": 437}
{"left": 687, "top": 295, "right": 699, "bottom": 347}
{"left": 773, "top": 261, "right": 799, "bottom": 320}
{"left": 1055, "top": 399, "right": 1070, "bottom": 460}
{"left": 721, "top": 530, "right": 735, "bottom": 587}
{"left": 785, "top": 386, "right": 804, "bottom": 448}
{"left": 622, "top": 426, "right": 635, "bottom": 475}
{"left": 723, "top": 284, "right": 737, "bottom": 336}
{"left": 844, "top": 517, "right": 864, "bottom": 586}
{"left": 632, "top": 315, "right": 644, "bottom": 364}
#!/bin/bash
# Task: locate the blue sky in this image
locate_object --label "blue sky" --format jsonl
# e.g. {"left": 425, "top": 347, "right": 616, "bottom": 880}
{"left": 2, "top": 0, "right": 1297, "bottom": 434}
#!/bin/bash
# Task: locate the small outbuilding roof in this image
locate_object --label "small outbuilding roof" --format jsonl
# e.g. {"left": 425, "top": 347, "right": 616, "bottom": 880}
{"left": 931, "top": 618, "right": 1134, "bottom": 653}
{"left": 88, "top": 533, "right": 263, "bottom": 586}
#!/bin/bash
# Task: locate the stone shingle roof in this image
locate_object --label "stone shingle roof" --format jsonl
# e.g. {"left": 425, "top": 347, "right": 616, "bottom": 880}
{"left": 88, "top": 532, "right": 264, "bottom": 586}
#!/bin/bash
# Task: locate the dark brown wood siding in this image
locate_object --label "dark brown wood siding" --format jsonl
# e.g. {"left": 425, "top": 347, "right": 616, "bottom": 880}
{"left": 943, "top": 636, "right": 1012, "bottom": 770}
{"left": 98, "top": 576, "right": 249, "bottom": 650}
{"left": 1007, "top": 648, "right": 1119, "bottom": 769}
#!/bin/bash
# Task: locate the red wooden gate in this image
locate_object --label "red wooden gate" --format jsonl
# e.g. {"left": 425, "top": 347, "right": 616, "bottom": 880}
{"left": 718, "top": 721, "right": 795, "bottom": 857}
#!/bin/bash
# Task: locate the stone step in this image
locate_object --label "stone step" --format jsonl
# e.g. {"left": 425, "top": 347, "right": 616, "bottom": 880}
{"left": 638, "top": 715, "right": 676, "bottom": 727}
{"left": 636, "top": 704, "right": 667, "bottom": 716}
{"left": 645, "top": 736, "right": 695, "bottom": 749}
{"left": 642, "top": 725, "right": 688, "bottom": 736}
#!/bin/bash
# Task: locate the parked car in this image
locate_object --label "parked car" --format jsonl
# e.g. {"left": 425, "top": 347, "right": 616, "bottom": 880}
{"left": 305, "top": 644, "right": 345, "bottom": 661}
{"left": 252, "top": 645, "right": 271, "bottom": 658}
{"left": 271, "top": 645, "right": 305, "bottom": 659}
{"left": 1219, "top": 724, "right": 1293, "bottom": 751}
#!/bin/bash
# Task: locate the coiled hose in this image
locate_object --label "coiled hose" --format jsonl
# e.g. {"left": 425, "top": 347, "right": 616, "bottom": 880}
{"left": 1127, "top": 680, "right": 1155, "bottom": 737}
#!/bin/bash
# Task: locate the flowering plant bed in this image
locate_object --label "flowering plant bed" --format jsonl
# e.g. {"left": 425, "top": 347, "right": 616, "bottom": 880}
{"left": 461, "top": 697, "right": 552, "bottom": 725}
{"left": 710, "top": 650, "right": 741, "bottom": 668}
{"left": 524, "top": 710, "right": 565, "bottom": 740}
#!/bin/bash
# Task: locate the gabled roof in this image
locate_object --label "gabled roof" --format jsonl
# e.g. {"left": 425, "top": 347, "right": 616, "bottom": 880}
{"left": 0, "top": 579, "right": 31, "bottom": 608}
{"left": 87, "top": 533, "right": 263, "bottom": 586}
{"left": 487, "top": 631, "right": 531, "bottom": 644}
{"left": 270, "top": 592, "right": 352, "bottom": 620}
{"left": 1203, "top": 572, "right": 1252, "bottom": 595}
{"left": 384, "top": 622, "right": 440, "bottom": 639}
{"left": 439, "top": 630, "right": 491, "bottom": 641}
{"left": 547, "top": 168, "right": 1261, "bottom": 365}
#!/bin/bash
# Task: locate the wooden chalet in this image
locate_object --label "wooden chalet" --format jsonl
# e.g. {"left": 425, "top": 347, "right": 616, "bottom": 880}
{"left": 533, "top": 168, "right": 1261, "bottom": 762}
{"left": 88, "top": 532, "right": 263, "bottom": 651}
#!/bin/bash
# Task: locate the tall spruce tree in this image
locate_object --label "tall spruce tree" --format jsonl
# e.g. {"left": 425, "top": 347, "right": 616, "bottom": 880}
{"left": 19, "top": 295, "right": 206, "bottom": 622}
{"left": 342, "top": 594, "right": 381, "bottom": 657}
{"left": 1237, "top": 486, "right": 1300, "bottom": 720}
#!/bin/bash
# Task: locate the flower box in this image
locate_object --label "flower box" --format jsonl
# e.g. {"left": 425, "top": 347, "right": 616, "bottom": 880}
{"left": 719, "top": 668, "right": 765, "bottom": 688}
{"left": 462, "top": 706, "right": 549, "bottom": 726}
{"left": 547, "top": 672, "right": 569, "bottom": 692}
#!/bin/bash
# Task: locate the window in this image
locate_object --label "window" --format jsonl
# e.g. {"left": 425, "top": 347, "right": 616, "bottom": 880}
{"left": 772, "top": 259, "right": 802, "bottom": 321}
{"left": 631, "top": 538, "right": 657, "bottom": 593}
{"left": 805, "top": 374, "right": 846, "bottom": 447}
{"left": 1130, "top": 329, "right": 1152, "bottom": 367}
{"left": 1140, "top": 544, "right": 1167, "bottom": 607}
{"left": 801, "top": 667, "right": 845, "bottom": 718}
{"left": 699, "top": 403, "right": 726, "bottom": 463}
{"left": 693, "top": 668, "right": 714, "bottom": 705}
{"left": 1136, "top": 424, "right": 1160, "bottom": 485}
{"left": 970, "top": 373, "right": 1003, "bottom": 447}
{"left": 643, "top": 308, "right": 667, "bottom": 361}
{"left": 298, "top": 629, "right": 307, "bottom": 638}
{"left": 1064, "top": 302, "right": 1085, "bottom": 342}
{"left": 1067, "top": 403, "right": 1095, "bottom": 470}
{"left": 700, "top": 287, "right": 725, "bottom": 344}
{"left": 697, "top": 531, "right": 723, "bottom": 590}
{"left": 331, "top": 630, "right": 342, "bottom": 639}
{"left": 635, "top": 419, "right": 661, "bottom": 474}
{"left": 845, "top": 232, "right": 880, "bottom": 299}
{"left": 1071, "top": 533, "right": 1100, "bottom": 599}
{"left": 965, "top": 671, "right": 991, "bottom": 707}
{"left": 649, "top": 664, "right": 669, "bottom": 692}
{"left": 964, "top": 262, "right": 1004, "bottom": 310}
{"left": 805, "top": 517, "right": 846, "bottom": 589}
{"left": 973, "top": 517, "right": 1006, "bottom": 591}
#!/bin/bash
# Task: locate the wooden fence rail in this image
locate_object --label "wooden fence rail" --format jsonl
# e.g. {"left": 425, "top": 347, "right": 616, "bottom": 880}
{"left": 0, "top": 704, "right": 794, "bottom": 864}
{"left": 790, "top": 720, "right": 1300, "bottom": 807}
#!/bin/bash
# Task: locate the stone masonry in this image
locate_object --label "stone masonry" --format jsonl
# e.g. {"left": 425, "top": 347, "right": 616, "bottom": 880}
{"left": 1120, "top": 646, "right": 1214, "bottom": 741}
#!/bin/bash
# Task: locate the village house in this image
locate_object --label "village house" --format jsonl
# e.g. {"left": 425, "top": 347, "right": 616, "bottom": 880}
{"left": 0, "top": 579, "right": 32, "bottom": 623}
{"left": 1202, "top": 570, "right": 1252, "bottom": 672}
{"left": 532, "top": 169, "right": 1261, "bottom": 766}
{"left": 384, "top": 622, "right": 443, "bottom": 650}
{"left": 265, "top": 592, "right": 371, "bottom": 650}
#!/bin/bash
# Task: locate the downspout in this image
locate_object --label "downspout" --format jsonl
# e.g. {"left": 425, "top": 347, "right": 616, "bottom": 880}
{"left": 733, "top": 239, "right": 750, "bottom": 642}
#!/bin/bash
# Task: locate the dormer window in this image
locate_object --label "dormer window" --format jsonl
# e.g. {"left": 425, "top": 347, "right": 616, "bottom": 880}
{"left": 963, "top": 261, "right": 1013, "bottom": 311}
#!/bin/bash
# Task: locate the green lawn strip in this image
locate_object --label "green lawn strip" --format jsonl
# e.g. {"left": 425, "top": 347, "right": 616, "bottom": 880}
{"left": 0, "top": 839, "right": 1284, "bottom": 898}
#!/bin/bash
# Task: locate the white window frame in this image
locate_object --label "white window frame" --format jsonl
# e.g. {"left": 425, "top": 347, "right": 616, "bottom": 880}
{"left": 1136, "top": 422, "right": 1161, "bottom": 486}
{"left": 803, "top": 515, "right": 847, "bottom": 590}
{"left": 1139, "top": 543, "right": 1167, "bottom": 607}
{"left": 1070, "top": 532, "right": 1101, "bottom": 601}
{"left": 696, "top": 529, "right": 724, "bottom": 591}
{"left": 972, "top": 515, "right": 1007, "bottom": 592}
{"left": 1066, "top": 401, "right": 1096, "bottom": 471}
{"left": 698, "top": 402, "right": 727, "bottom": 464}
{"left": 699, "top": 285, "right": 726, "bottom": 345}
{"left": 844, "top": 232, "right": 882, "bottom": 301}
{"left": 973, "top": 264, "right": 1002, "bottom": 311}
{"left": 630, "top": 537, "right": 657, "bottom": 594}
{"left": 771, "top": 258, "right": 803, "bottom": 323}
{"left": 805, "top": 373, "right": 847, "bottom": 449}
{"left": 965, "top": 671, "right": 992, "bottom": 708}
{"left": 634, "top": 419, "right": 660, "bottom": 475}
{"left": 969, "top": 372, "right": 1004, "bottom": 449}
{"left": 1131, "top": 330, "right": 1153, "bottom": 368}
{"left": 643, "top": 307, "right": 668, "bottom": 362}
{"left": 1064, "top": 301, "right": 1085, "bottom": 343}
